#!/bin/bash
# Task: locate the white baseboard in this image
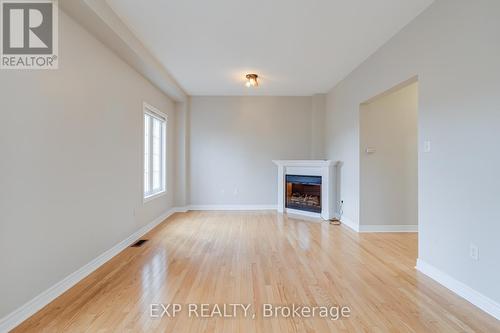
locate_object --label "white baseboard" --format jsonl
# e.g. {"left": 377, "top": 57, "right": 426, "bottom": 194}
{"left": 172, "top": 206, "right": 189, "bottom": 213}
{"left": 285, "top": 208, "right": 322, "bottom": 219}
{"left": 359, "top": 224, "right": 418, "bottom": 233}
{"left": 340, "top": 216, "right": 359, "bottom": 232}
{"left": 416, "top": 259, "right": 500, "bottom": 320}
{"left": 188, "top": 204, "right": 277, "bottom": 211}
{"left": 0, "top": 207, "right": 179, "bottom": 333}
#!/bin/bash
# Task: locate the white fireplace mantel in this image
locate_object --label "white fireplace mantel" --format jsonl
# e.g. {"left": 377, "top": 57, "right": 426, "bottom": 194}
{"left": 273, "top": 160, "right": 335, "bottom": 167}
{"left": 273, "top": 160, "right": 337, "bottom": 220}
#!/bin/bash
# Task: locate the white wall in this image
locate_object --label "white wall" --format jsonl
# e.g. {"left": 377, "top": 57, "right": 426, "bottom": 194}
{"left": 360, "top": 82, "right": 418, "bottom": 227}
{"left": 0, "top": 12, "right": 177, "bottom": 318}
{"left": 325, "top": 0, "right": 500, "bottom": 304}
{"left": 189, "top": 96, "right": 315, "bottom": 206}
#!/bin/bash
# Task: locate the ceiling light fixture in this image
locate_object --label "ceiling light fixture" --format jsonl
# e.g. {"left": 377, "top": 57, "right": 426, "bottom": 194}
{"left": 245, "top": 74, "right": 259, "bottom": 88}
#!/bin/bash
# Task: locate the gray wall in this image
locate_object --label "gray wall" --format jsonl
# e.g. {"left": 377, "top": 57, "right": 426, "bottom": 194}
{"left": 189, "top": 96, "right": 316, "bottom": 206}
{"left": 174, "top": 101, "right": 190, "bottom": 207}
{"left": 310, "top": 94, "right": 327, "bottom": 159}
{"left": 0, "top": 11, "right": 177, "bottom": 318}
{"left": 325, "top": 0, "right": 500, "bottom": 302}
{"left": 360, "top": 82, "right": 418, "bottom": 227}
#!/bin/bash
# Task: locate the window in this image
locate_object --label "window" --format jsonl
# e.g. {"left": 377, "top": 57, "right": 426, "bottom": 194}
{"left": 143, "top": 103, "right": 166, "bottom": 200}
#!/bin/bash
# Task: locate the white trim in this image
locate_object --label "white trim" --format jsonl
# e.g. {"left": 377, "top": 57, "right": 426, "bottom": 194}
{"left": 285, "top": 208, "right": 322, "bottom": 219}
{"left": 416, "top": 259, "right": 500, "bottom": 320}
{"left": 188, "top": 205, "right": 277, "bottom": 211}
{"left": 0, "top": 208, "right": 179, "bottom": 333}
{"left": 272, "top": 160, "right": 336, "bottom": 167}
{"left": 340, "top": 216, "right": 359, "bottom": 232}
{"left": 142, "top": 102, "right": 167, "bottom": 201}
{"left": 143, "top": 190, "right": 167, "bottom": 203}
{"left": 173, "top": 206, "right": 189, "bottom": 213}
{"left": 359, "top": 225, "right": 418, "bottom": 233}
{"left": 143, "top": 102, "right": 167, "bottom": 120}
{"left": 336, "top": 219, "right": 417, "bottom": 233}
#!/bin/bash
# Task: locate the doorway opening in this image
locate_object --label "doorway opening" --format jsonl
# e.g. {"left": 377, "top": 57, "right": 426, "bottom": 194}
{"left": 359, "top": 78, "right": 418, "bottom": 231}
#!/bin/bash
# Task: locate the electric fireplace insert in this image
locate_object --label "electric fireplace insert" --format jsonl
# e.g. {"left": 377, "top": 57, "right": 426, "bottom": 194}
{"left": 285, "top": 175, "right": 321, "bottom": 213}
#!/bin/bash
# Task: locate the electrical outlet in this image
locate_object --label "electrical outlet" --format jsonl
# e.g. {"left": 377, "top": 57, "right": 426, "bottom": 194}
{"left": 233, "top": 187, "right": 239, "bottom": 195}
{"left": 469, "top": 244, "right": 479, "bottom": 261}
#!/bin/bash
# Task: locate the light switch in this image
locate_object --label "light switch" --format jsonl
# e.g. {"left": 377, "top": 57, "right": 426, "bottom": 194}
{"left": 424, "top": 141, "right": 431, "bottom": 153}
{"left": 470, "top": 244, "right": 479, "bottom": 261}
{"left": 365, "top": 147, "right": 376, "bottom": 154}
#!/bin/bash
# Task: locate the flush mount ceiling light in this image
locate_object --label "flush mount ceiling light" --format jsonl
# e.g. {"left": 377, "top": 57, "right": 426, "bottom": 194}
{"left": 245, "top": 74, "right": 259, "bottom": 88}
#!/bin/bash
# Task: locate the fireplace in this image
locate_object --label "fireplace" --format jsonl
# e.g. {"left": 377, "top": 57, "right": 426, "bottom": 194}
{"left": 274, "top": 160, "right": 335, "bottom": 220}
{"left": 285, "top": 175, "right": 322, "bottom": 213}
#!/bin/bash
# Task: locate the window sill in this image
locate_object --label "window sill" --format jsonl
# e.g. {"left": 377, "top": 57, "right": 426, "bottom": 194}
{"left": 143, "top": 190, "right": 167, "bottom": 203}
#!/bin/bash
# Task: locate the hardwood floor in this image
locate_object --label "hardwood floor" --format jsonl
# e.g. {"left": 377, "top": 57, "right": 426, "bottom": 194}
{"left": 13, "top": 211, "right": 500, "bottom": 332}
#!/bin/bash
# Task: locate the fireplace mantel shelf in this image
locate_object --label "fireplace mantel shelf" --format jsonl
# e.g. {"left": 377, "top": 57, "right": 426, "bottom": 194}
{"left": 272, "top": 160, "right": 336, "bottom": 167}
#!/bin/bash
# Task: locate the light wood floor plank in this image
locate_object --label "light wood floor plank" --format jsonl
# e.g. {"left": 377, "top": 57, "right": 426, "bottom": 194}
{"left": 12, "top": 211, "right": 500, "bottom": 332}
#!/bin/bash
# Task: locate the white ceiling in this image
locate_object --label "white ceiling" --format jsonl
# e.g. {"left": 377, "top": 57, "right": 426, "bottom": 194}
{"left": 106, "top": 0, "right": 433, "bottom": 96}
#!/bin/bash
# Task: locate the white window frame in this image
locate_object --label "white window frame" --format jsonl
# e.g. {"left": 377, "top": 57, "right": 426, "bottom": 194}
{"left": 143, "top": 102, "right": 167, "bottom": 202}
